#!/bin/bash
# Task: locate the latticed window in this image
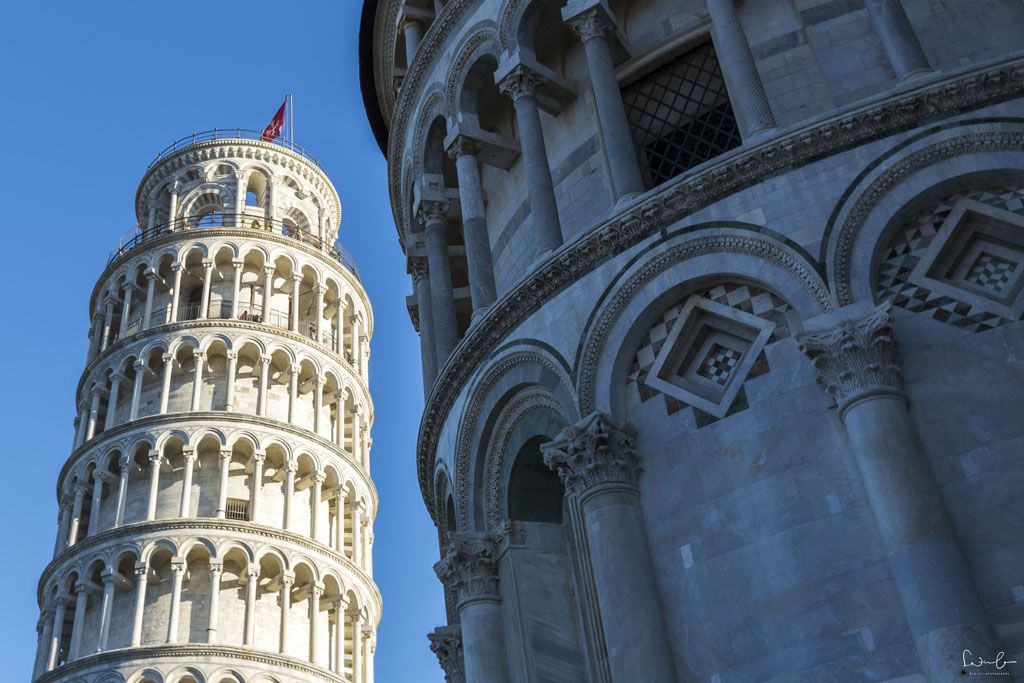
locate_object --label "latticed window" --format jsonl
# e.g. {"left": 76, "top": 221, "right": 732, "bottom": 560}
{"left": 225, "top": 498, "right": 249, "bottom": 521}
{"left": 622, "top": 42, "right": 742, "bottom": 188}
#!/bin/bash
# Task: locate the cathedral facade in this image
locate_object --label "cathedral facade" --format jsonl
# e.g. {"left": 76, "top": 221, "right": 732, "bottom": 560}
{"left": 359, "top": 0, "right": 1024, "bottom": 680}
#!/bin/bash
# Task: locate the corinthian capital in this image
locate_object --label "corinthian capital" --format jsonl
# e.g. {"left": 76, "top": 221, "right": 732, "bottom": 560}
{"left": 542, "top": 412, "right": 640, "bottom": 498}
{"left": 433, "top": 532, "right": 499, "bottom": 606}
{"left": 796, "top": 302, "right": 903, "bottom": 414}
{"left": 445, "top": 134, "right": 481, "bottom": 160}
{"left": 498, "top": 64, "right": 543, "bottom": 100}
{"left": 415, "top": 198, "right": 450, "bottom": 227}
{"left": 427, "top": 624, "right": 465, "bottom": 683}
{"left": 566, "top": 6, "right": 616, "bottom": 42}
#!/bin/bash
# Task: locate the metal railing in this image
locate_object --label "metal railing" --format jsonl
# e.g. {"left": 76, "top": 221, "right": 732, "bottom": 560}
{"left": 149, "top": 128, "right": 322, "bottom": 169}
{"left": 225, "top": 498, "right": 250, "bottom": 522}
{"left": 107, "top": 213, "right": 359, "bottom": 280}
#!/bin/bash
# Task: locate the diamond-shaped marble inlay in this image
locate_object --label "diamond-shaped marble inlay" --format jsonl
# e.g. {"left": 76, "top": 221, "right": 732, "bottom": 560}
{"left": 967, "top": 252, "right": 1017, "bottom": 293}
{"left": 695, "top": 344, "right": 742, "bottom": 385}
{"left": 877, "top": 186, "right": 1024, "bottom": 331}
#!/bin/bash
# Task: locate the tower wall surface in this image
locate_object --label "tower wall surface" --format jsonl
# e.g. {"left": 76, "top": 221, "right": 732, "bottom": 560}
{"left": 361, "top": 0, "right": 1024, "bottom": 680}
{"left": 34, "top": 134, "right": 379, "bottom": 683}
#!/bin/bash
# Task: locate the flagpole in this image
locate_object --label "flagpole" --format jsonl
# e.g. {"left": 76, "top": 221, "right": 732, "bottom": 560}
{"left": 289, "top": 94, "right": 294, "bottom": 148}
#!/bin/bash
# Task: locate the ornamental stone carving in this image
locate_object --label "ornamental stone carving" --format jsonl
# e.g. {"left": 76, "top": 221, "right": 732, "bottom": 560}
{"left": 427, "top": 624, "right": 466, "bottom": 683}
{"left": 796, "top": 302, "right": 904, "bottom": 414}
{"left": 446, "top": 134, "right": 482, "bottom": 160}
{"left": 497, "top": 64, "right": 544, "bottom": 100}
{"left": 416, "top": 198, "right": 451, "bottom": 226}
{"left": 566, "top": 7, "right": 616, "bottom": 43}
{"left": 542, "top": 412, "right": 641, "bottom": 498}
{"left": 433, "top": 532, "right": 500, "bottom": 606}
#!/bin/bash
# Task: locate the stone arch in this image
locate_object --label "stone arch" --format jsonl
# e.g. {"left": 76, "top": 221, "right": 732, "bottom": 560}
{"left": 577, "top": 225, "right": 832, "bottom": 416}
{"left": 445, "top": 25, "right": 501, "bottom": 120}
{"left": 825, "top": 122, "right": 1024, "bottom": 306}
{"left": 411, "top": 88, "right": 447, "bottom": 183}
{"left": 453, "top": 346, "right": 577, "bottom": 531}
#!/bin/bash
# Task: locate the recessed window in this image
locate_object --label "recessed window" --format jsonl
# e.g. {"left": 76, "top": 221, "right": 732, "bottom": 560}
{"left": 621, "top": 41, "right": 741, "bottom": 188}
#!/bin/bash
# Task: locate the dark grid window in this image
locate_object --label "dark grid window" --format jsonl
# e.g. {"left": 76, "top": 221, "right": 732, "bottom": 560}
{"left": 622, "top": 42, "right": 742, "bottom": 188}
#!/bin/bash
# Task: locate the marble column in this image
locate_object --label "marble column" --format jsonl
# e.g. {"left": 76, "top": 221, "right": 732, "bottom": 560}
{"left": 190, "top": 350, "right": 206, "bottom": 411}
{"left": 100, "top": 298, "right": 115, "bottom": 351}
{"left": 96, "top": 570, "right": 122, "bottom": 651}
{"left": 258, "top": 356, "right": 271, "bottom": 416}
{"left": 309, "top": 581, "right": 324, "bottom": 663}
{"left": 216, "top": 450, "right": 232, "bottom": 518}
{"left": 542, "top": 413, "right": 677, "bottom": 682}
{"left": 863, "top": 0, "right": 932, "bottom": 81}
{"left": 498, "top": 65, "right": 563, "bottom": 255}
{"left": 565, "top": 6, "right": 646, "bottom": 199}
{"left": 349, "top": 608, "right": 364, "bottom": 683}
{"left": 231, "top": 260, "right": 244, "bottom": 319}
{"left": 129, "top": 361, "right": 146, "bottom": 420}
{"left": 34, "top": 608, "right": 54, "bottom": 677}
{"left": 447, "top": 136, "right": 497, "bottom": 313}
{"left": 225, "top": 352, "right": 238, "bottom": 411}
{"left": 114, "top": 455, "right": 131, "bottom": 527}
{"left": 434, "top": 533, "right": 508, "bottom": 683}
{"left": 146, "top": 451, "right": 162, "bottom": 520}
{"left": 169, "top": 264, "right": 184, "bottom": 323}
{"left": 104, "top": 373, "right": 122, "bottom": 430}
{"left": 179, "top": 448, "right": 197, "bottom": 517}
{"left": 290, "top": 273, "right": 303, "bottom": 333}
{"left": 417, "top": 199, "right": 459, "bottom": 362}
{"left": 47, "top": 597, "right": 70, "bottom": 671}
{"left": 284, "top": 461, "right": 297, "bottom": 530}
{"left": 412, "top": 260, "right": 438, "bottom": 390}
{"left": 797, "top": 302, "right": 995, "bottom": 682}
{"left": 207, "top": 561, "right": 223, "bottom": 643}
{"left": 244, "top": 565, "right": 260, "bottom": 645}
{"left": 68, "top": 580, "right": 96, "bottom": 660}
{"left": 705, "top": 0, "right": 776, "bottom": 139}
{"left": 250, "top": 452, "right": 266, "bottom": 523}
{"left": 428, "top": 624, "right": 466, "bottom": 683}
{"left": 279, "top": 572, "right": 294, "bottom": 654}
{"left": 311, "top": 473, "right": 325, "bottom": 541}
{"left": 87, "top": 471, "right": 106, "bottom": 536}
{"left": 402, "top": 17, "right": 424, "bottom": 61}
{"left": 262, "top": 266, "right": 275, "bottom": 322}
{"left": 54, "top": 500, "right": 71, "bottom": 556}
{"left": 130, "top": 564, "right": 148, "bottom": 647}
{"left": 166, "top": 559, "right": 186, "bottom": 643}
{"left": 67, "top": 483, "right": 88, "bottom": 547}
{"left": 142, "top": 270, "right": 157, "bottom": 330}
{"left": 118, "top": 285, "right": 134, "bottom": 338}
{"left": 159, "top": 353, "right": 174, "bottom": 414}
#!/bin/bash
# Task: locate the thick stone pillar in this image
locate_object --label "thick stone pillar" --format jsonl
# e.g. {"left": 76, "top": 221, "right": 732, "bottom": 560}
{"left": 543, "top": 413, "right": 677, "bottom": 682}
{"left": 279, "top": 572, "right": 294, "bottom": 654}
{"left": 447, "top": 137, "right": 497, "bottom": 314}
{"left": 142, "top": 270, "right": 157, "bottom": 330}
{"left": 179, "top": 448, "right": 197, "bottom": 517}
{"left": 225, "top": 352, "right": 238, "bottom": 411}
{"left": 565, "top": 5, "right": 646, "bottom": 199}
{"left": 705, "top": 0, "right": 776, "bottom": 140}
{"left": 47, "top": 597, "right": 70, "bottom": 671}
{"left": 863, "top": 0, "right": 932, "bottom": 81}
{"left": 797, "top": 302, "right": 995, "bottom": 682}
{"left": 498, "top": 65, "right": 563, "bottom": 255}
{"left": 159, "top": 353, "right": 174, "bottom": 414}
{"left": 434, "top": 533, "right": 508, "bottom": 683}
{"left": 207, "top": 561, "right": 223, "bottom": 643}
{"left": 418, "top": 199, "right": 459, "bottom": 363}
{"left": 129, "top": 361, "right": 145, "bottom": 420}
{"left": 428, "top": 624, "right": 466, "bottom": 683}
{"left": 244, "top": 565, "right": 260, "bottom": 645}
{"left": 190, "top": 350, "right": 206, "bottom": 411}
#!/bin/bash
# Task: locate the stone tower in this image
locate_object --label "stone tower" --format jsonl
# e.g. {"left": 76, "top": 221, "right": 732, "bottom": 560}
{"left": 359, "top": 0, "right": 1024, "bottom": 680}
{"left": 33, "top": 131, "right": 379, "bottom": 683}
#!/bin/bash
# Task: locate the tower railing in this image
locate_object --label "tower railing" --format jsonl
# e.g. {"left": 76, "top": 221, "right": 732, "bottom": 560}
{"left": 107, "top": 214, "right": 360, "bottom": 280}
{"left": 148, "top": 128, "right": 322, "bottom": 169}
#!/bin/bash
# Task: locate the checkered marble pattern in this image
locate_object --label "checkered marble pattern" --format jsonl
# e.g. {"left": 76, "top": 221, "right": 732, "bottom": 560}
{"left": 696, "top": 344, "right": 742, "bottom": 385}
{"left": 626, "top": 283, "right": 789, "bottom": 421}
{"left": 876, "top": 184, "right": 1024, "bottom": 331}
{"left": 968, "top": 252, "right": 1017, "bottom": 294}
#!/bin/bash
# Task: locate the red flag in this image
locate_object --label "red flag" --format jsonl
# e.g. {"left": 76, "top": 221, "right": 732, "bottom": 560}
{"left": 261, "top": 99, "right": 286, "bottom": 142}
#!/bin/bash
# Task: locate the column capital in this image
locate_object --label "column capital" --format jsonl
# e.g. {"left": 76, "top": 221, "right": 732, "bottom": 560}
{"left": 144, "top": 268, "right": 158, "bottom": 281}
{"left": 280, "top": 570, "right": 296, "bottom": 586}
{"left": 73, "top": 482, "right": 90, "bottom": 497}
{"left": 231, "top": 258, "right": 245, "bottom": 269}
{"left": 542, "top": 412, "right": 641, "bottom": 497}
{"left": 251, "top": 451, "right": 267, "bottom": 464}
{"left": 259, "top": 355, "right": 273, "bottom": 367}
{"left": 182, "top": 448, "right": 198, "bottom": 461}
{"left": 132, "top": 359, "right": 148, "bottom": 371}
{"left": 171, "top": 262, "right": 184, "bottom": 273}
{"left": 54, "top": 595, "right": 75, "bottom": 609}
{"left": 74, "top": 579, "right": 100, "bottom": 596}
{"left": 263, "top": 265, "right": 276, "bottom": 276}
{"left": 428, "top": 624, "right": 465, "bottom": 683}
{"left": 564, "top": 4, "right": 617, "bottom": 43}
{"left": 284, "top": 460, "right": 298, "bottom": 474}
{"left": 796, "top": 302, "right": 903, "bottom": 415}
{"left": 162, "top": 352, "right": 174, "bottom": 363}
{"left": 170, "top": 559, "right": 186, "bottom": 573}
{"left": 245, "top": 565, "right": 261, "bottom": 581}
{"left": 498, "top": 63, "right": 543, "bottom": 100}
{"left": 415, "top": 198, "right": 451, "bottom": 227}
{"left": 209, "top": 560, "right": 224, "bottom": 573}
{"left": 148, "top": 450, "right": 163, "bottom": 465}
{"left": 219, "top": 449, "right": 233, "bottom": 460}
{"left": 119, "top": 453, "right": 133, "bottom": 469}
{"left": 201, "top": 258, "right": 214, "bottom": 269}
{"left": 433, "top": 532, "right": 500, "bottom": 606}
{"left": 192, "top": 349, "right": 206, "bottom": 360}
{"left": 446, "top": 133, "right": 482, "bottom": 160}
{"left": 226, "top": 351, "right": 238, "bottom": 361}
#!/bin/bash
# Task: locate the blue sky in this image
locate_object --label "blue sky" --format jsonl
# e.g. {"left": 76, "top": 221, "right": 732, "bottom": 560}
{"left": 0, "top": 2, "right": 445, "bottom": 680}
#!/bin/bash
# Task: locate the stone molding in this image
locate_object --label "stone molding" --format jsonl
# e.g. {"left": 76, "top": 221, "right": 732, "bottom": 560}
{"left": 445, "top": 28, "right": 500, "bottom": 123}
{"left": 57, "top": 412, "right": 378, "bottom": 513}
{"left": 831, "top": 130, "right": 1024, "bottom": 305}
{"left": 38, "top": 518, "right": 381, "bottom": 616}
{"left": 433, "top": 532, "right": 501, "bottom": 606}
{"left": 451, "top": 350, "right": 575, "bottom": 529}
{"left": 796, "top": 302, "right": 904, "bottom": 416}
{"left": 428, "top": 624, "right": 466, "bottom": 683}
{"left": 136, "top": 139, "right": 340, "bottom": 227}
{"left": 33, "top": 643, "right": 344, "bottom": 683}
{"left": 483, "top": 387, "right": 564, "bottom": 530}
{"left": 542, "top": 413, "right": 641, "bottom": 499}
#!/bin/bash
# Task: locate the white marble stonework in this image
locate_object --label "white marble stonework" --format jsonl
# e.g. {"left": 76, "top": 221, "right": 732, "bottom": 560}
{"left": 33, "top": 134, "right": 380, "bottom": 683}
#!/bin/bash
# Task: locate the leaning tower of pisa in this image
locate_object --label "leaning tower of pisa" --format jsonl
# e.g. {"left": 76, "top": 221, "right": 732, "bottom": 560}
{"left": 32, "top": 131, "right": 379, "bottom": 683}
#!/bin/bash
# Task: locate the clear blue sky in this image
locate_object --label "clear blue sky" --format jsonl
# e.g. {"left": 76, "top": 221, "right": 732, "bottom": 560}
{"left": 0, "top": 2, "right": 445, "bottom": 680}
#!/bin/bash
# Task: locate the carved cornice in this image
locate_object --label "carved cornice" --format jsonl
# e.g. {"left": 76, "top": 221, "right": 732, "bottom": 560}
{"left": 38, "top": 518, "right": 382, "bottom": 616}
{"left": 542, "top": 413, "right": 641, "bottom": 499}
{"left": 796, "top": 302, "right": 904, "bottom": 416}
{"left": 433, "top": 532, "right": 500, "bottom": 606}
{"left": 452, "top": 350, "right": 574, "bottom": 528}
{"left": 832, "top": 131, "right": 1024, "bottom": 305}
{"left": 34, "top": 643, "right": 343, "bottom": 683}
{"left": 428, "top": 624, "right": 466, "bottom": 683}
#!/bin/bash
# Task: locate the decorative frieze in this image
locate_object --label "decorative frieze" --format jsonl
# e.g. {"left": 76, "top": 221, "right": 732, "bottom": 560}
{"left": 542, "top": 413, "right": 641, "bottom": 498}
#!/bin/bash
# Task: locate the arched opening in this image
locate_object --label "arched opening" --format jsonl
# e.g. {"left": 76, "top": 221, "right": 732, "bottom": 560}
{"left": 507, "top": 435, "right": 564, "bottom": 523}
